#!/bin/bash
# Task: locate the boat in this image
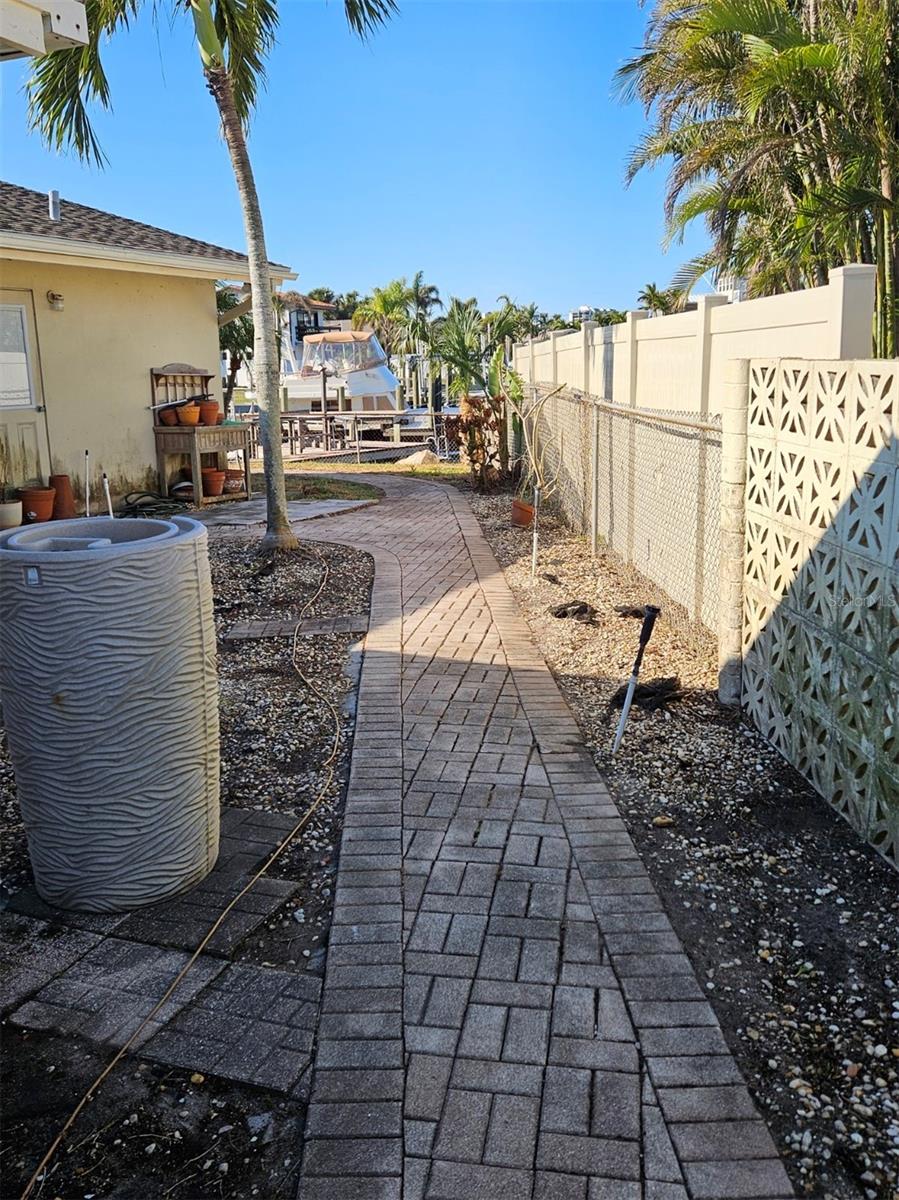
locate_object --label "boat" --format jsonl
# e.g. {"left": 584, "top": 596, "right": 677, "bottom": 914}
{"left": 282, "top": 330, "right": 400, "bottom": 413}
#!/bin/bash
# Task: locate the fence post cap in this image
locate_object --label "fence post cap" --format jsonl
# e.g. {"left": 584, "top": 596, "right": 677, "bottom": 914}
{"left": 828, "top": 263, "right": 876, "bottom": 280}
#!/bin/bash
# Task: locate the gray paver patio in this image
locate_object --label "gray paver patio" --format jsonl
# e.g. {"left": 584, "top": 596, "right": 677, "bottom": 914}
{"left": 294, "top": 475, "right": 796, "bottom": 1200}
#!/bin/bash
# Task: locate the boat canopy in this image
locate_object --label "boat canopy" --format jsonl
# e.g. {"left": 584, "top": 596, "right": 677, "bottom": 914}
{"left": 300, "top": 331, "right": 388, "bottom": 377}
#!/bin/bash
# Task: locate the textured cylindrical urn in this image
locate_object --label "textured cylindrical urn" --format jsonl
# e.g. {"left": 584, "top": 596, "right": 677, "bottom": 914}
{"left": 0, "top": 516, "right": 220, "bottom": 912}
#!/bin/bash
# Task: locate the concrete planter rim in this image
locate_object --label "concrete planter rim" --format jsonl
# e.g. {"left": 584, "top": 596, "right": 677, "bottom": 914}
{"left": 0, "top": 515, "right": 205, "bottom": 562}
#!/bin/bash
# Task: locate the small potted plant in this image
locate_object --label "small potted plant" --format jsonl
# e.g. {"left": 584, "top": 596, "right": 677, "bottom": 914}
{"left": 0, "top": 482, "right": 22, "bottom": 530}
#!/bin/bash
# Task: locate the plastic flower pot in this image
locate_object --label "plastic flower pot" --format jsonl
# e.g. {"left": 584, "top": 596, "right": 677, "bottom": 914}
{"left": 198, "top": 400, "right": 220, "bottom": 426}
{"left": 177, "top": 403, "right": 201, "bottom": 426}
{"left": 0, "top": 500, "right": 22, "bottom": 530}
{"left": 49, "top": 474, "right": 76, "bottom": 520}
{"left": 19, "top": 487, "right": 56, "bottom": 523}
{"left": 511, "top": 497, "right": 534, "bottom": 528}
{"left": 202, "top": 470, "right": 226, "bottom": 497}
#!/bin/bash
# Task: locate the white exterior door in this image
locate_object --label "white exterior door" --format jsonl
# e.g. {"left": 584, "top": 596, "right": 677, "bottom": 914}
{"left": 0, "top": 289, "right": 51, "bottom": 487}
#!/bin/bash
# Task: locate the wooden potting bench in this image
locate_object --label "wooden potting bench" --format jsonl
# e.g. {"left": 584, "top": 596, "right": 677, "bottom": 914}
{"left": 151, "top": 363, "right": 253, "bottom": 506}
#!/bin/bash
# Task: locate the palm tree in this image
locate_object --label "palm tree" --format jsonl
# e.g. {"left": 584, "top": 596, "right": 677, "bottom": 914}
{"left": 408, "top": 270, "right": 442, "bottom": 320}
{"left": 431, "top": 299, "right": 486, "bottom": 486}
{"left": 637, "top": 282, "right": 674, "bottom": 315}
{"left": 516, "top": 302, "right": 542, "bottom": 338}
{"left": 217, "top": 285, "right": 254, "bottom": 414}
{"left": 404, "top": 271, "right": 441, "bottom": 405}
{"left": 618, "top": 0, "right": 898, "bottom": 356}
{"left": 26, "top": 0, "right": 397, "bottom": 549}
{"left": 352, "top": 278, "right": 410, "bottom": 354}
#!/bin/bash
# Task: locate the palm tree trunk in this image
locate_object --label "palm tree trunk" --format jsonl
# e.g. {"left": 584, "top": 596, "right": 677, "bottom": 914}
{"left": 205, "top": 65, "right": 297, "bottom": 551}
{"left": 882, "top": 163, "right": 897, "bottom": 358}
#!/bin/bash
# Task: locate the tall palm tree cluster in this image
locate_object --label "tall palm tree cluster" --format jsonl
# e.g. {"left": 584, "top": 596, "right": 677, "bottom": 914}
{"left": 351, "top": 272, "right": 442, "bottom": 355}
{"left": 619, "top": 0, "right": 899, "bottom": 356}
{"left": 349, "top": 286, "right": 537, "bottom": 488}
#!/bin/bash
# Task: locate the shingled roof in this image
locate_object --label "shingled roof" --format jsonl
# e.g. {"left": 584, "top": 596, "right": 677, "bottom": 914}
{"left": 0, "top": 182, "right": 292, "bottom": 276}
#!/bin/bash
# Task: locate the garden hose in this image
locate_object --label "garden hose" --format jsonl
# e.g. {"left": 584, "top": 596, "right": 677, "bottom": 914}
{"left": 21, "top": 545, "right": 341, "bottom": 1200}
{"left": 117, "top": 491, "right": 188, "bottom": 519}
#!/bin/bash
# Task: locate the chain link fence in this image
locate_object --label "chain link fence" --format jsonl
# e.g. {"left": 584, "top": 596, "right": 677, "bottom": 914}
{"left": 530, "top": 387, "right": 722, "bottom": 636}
{"left": 247, "top": 412, "right": 463, "bottom": 466}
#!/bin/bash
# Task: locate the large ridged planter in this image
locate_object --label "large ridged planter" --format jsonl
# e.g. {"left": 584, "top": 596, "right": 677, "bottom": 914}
{"left": 0, "top": 516, "right": 220, "bottom": 912}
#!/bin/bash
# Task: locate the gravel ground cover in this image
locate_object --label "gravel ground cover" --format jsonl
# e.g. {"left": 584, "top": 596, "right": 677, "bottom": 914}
{"left": 209, "top": 536, "right": 373, "bottom": 968}
{"left": 469, "top": 490, "right": 899, "bottom": 1200}
{"left": 0, "top": 535, "right": 373, "bottom": 1199}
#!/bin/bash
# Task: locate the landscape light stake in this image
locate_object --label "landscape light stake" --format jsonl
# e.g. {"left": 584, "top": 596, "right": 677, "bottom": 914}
{"left": 102, "top": 473, "right": 114, "bottom": 518}
{"left": 530, "top": 485, "right": 541, "bottom": 578}
{"left": 612, "top": 605, "right": 661, "bottom": 754}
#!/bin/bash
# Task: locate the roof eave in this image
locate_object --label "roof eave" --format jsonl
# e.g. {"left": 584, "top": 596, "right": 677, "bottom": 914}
{"left": 0, "top": 231, "right": 296, "bottom": 282}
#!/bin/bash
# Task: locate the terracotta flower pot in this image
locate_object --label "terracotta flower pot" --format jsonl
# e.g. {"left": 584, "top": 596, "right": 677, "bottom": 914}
{"left": 223, "top": 468, "right": 244, "bottom": 494}
{"left": 511, "top": 497, "right": 534, "bottom": 528}
{"left": 0, "top": 499, "right": 22, "bottom": 530}
{"left": 159, "top": 407, "right": 179, "bottom": 426}
{"left": 177, "top": 403, "right": 201, "bottom": 426}
{"left": 216, "top": 414, "right": 225, "bottom": 425}
{"left": 19, "top": 487, "right": 56, "bottom": 523}
{"left": 198, "top": 399, "right": 220, "bottom": 426}
{"left": 202, "top": 469, "right": 226, "bottom": 497}
{"left": 49, "top": 474, "right": 76, "bottom": 520}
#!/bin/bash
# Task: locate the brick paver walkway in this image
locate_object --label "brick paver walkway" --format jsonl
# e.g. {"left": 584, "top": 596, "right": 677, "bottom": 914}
{"left": 296, "top": 476, "right": 795, "bottom": 1200}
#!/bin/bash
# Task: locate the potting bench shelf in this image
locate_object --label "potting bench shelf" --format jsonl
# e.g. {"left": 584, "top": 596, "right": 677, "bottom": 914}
{"left": 154, "top": 424, "right": 253, "bottom": 507}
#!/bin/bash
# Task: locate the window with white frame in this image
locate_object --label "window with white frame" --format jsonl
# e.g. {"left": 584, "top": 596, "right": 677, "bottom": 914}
{"left": 0, "top": 305, "right": 35, "bottom": 408}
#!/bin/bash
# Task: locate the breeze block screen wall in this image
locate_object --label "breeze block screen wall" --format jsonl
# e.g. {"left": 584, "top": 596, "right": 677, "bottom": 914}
{"left": 741, "top": 359, "right": 898, "bottom": 867}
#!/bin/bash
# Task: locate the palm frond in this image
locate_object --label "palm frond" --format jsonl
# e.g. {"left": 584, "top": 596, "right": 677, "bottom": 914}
{"left": 26, "top": 0, "right": 139, "bottom": 166}
{"left": 213, "top": 0, "right": 278, "bottom": 124}
{"left": 343, "top": 0, "right": 397, "bottom": 40}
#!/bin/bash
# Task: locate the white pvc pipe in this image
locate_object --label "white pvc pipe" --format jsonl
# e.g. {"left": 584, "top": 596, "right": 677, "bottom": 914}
{"left": 84, "top": 450, "right": 90, "bottom": 517}
{"left": 102, "top": 473, "right": 113, "bottom": 518}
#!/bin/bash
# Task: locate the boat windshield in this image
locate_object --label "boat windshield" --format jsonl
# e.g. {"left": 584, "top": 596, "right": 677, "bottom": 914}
{"left": 300, "top": 334, "right": 388, "bottom": 377}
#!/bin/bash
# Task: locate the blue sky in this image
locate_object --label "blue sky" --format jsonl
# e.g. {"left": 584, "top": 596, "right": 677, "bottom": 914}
{"left": 0, "top": 0, "right": 707, "bottom": 313}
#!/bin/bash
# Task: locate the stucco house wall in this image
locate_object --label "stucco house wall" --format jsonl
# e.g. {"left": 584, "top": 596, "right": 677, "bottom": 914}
{"left": 2, "top": 258, "right": 222, "bottom": 497}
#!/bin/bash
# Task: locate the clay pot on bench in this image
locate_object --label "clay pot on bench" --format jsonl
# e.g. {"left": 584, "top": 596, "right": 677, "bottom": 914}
{"left": 201, "top": 469, "right": 226, "bottom": 497}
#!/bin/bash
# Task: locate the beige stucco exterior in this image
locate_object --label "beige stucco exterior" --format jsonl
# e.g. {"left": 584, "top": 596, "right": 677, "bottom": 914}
{"left": 1, "top": 257, "right": 223, "bottom": 498}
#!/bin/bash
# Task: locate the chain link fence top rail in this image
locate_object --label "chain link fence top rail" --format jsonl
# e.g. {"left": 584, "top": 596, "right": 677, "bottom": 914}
{"left": 530, "top": 386, "right": 722, "bottom": 637}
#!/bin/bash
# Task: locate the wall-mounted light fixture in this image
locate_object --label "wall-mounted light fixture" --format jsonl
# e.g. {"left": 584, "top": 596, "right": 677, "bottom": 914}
{"left": 46, "top": 291, "right": 64, "bottom": 311}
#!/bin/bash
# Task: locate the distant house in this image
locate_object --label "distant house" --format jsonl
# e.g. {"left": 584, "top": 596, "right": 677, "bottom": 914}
{"left": 279, "top": 292, "right": 339, "bottom": 376}
{"left": 220, "top": 291, "right": 338, "bottom": 397}
{"left": 0, "top": 182, "right": 294, "bottom": 497}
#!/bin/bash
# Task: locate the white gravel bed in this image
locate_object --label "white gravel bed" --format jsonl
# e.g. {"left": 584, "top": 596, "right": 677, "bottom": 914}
{"left": 209, "top": 538, "right": 373, "bottom": 971}
{"left": 469, "top": 491, "right": 899, "bottom": 1200}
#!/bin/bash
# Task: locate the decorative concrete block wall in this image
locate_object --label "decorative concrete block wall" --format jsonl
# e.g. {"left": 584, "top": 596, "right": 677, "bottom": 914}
{"left": 741, "top": 359, "right": 898, "bottom": 867}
